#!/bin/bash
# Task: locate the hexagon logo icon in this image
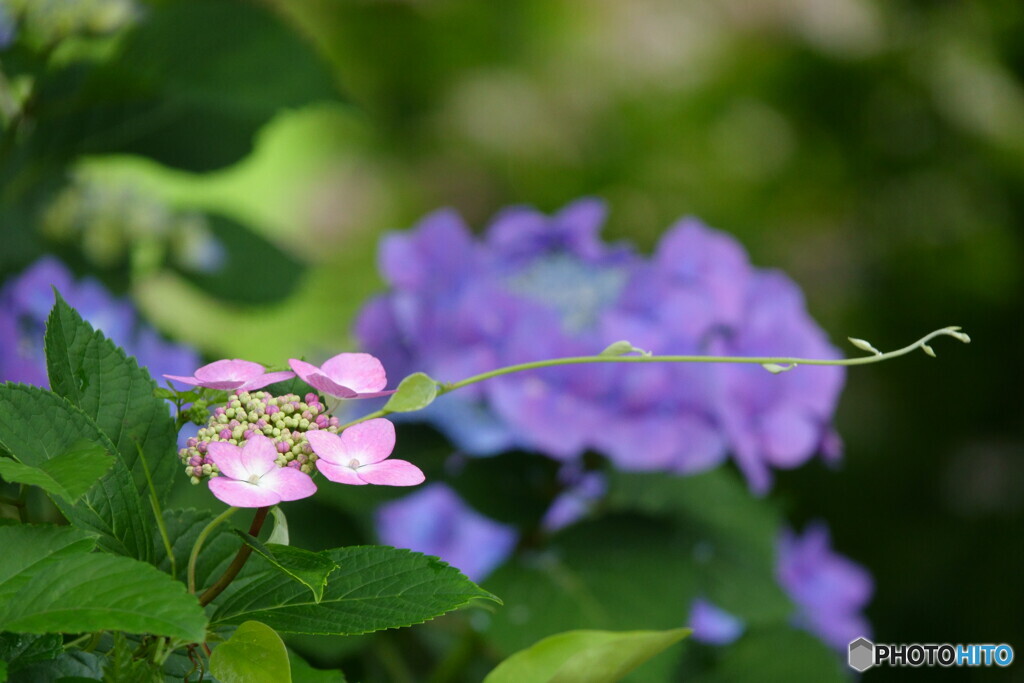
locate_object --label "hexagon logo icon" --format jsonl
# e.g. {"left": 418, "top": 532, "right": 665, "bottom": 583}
{"left": 849, "top": 637, "right": 875, "bottom": 672}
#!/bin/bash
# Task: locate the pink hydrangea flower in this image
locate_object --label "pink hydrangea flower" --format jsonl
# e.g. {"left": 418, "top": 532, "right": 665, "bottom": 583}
{"left": 288, "top": 353, "right": 394, "bottom": 399}
{"left": 165, "top": 359, "right": 294, "bottom": 392}
{"left": 306, "top": 419, "right": 424, "bottom": 486}
{"left": 206, "top": 434, "right": 316, "bottom": 507}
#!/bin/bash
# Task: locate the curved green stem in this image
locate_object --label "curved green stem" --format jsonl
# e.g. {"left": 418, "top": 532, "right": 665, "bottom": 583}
{"left": 336, "top": 327, "right": 969, "bottom": 431}
{"left": 187, "top": 506, "right": 238, "bottom": 594}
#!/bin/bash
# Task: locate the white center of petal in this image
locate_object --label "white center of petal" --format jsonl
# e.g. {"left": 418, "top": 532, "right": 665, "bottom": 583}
{"left": 248, "top": 474, "right": 261, "bottom": 485}
{"left": 348, "top": 458, "right": 361, "bottom": 469}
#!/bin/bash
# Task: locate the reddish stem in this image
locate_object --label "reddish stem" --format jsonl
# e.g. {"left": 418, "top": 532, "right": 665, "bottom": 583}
{"left": 198, "top": 506, "right": 270, "bottom": 607}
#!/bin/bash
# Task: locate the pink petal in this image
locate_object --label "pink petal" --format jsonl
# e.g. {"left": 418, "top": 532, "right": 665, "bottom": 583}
{"left": 195, "top": 359, "right": 265, "bottom": 383}
{"left": 206, "top": 442, "right": 249, "bottom": 480}
{"left": 289, "top": 359, "right": 357, "bottom": 398}
{"left": 238, "top": 435, "right": 280, "bottom": 477}
{"left": 163, "top": 374, "right": 202, "bottom": 387}
{"left": 358, "top": 460, "right": 425, "bottom": 486}
{"left": 305, "top": 430, "right": 348, "bottom": 465}
{"left": 321, "top": 353, "right": 387, "bottom": 394}
{"left": 340, "top": 418, "right": 396, "bottom": 465}
{"left": 315, "top": 460, "right": 367, "bottom": 485}
{"left": 239, "top": 370, "right": 296, "bottom": 391}
{"left": 208, "top": 478, "right": 281, "bottom": 507}
{"left": 258, "top": 467, "right": 317, "bottom": 502}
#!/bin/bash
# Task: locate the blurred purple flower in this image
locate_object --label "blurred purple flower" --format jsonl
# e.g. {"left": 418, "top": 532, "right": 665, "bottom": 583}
{"left": 0, "top": 256, "right": 200, "bottom": 388}
{"left": 777, "top": 522, "right": 873, "bottom": 650}
{"left": 357, "top": 199, "right": 844, "bottom": 492}
{"left": 376, "top": 483, "right": 517, "bottom": 582}
{"left": 541, "top": 466, "right": 607, "bottom": 533}
{"left": 688, "top": 597, "right": 745, "bottom": 645}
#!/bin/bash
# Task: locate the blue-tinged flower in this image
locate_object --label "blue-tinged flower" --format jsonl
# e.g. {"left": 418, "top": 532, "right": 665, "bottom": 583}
{"left": 356, "top": 199, "right": 844, "bottom": 491}
{"left": 777, "top": 522, "right": 873, "bottom": 650}
{"left": 688, "top": 597, "right": 746, "bottom": 645}
{"left": 0, "top": 256, "right": 200, "bottom": 388}
{"left": 375, "top": 483, "right": 518, "bottom": 582}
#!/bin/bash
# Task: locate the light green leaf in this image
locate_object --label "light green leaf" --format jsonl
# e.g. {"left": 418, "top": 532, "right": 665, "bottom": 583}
{"left": 212, "top": 546, "right": 499, "bottom": 635}
{"left": 0, "top": 384, "right": 151, "bottom": 560}
{"left": 484, "top": 628, "right": 690, "bottom": 683}
{"left": 267, "top": 505, "right": 290, "bottom": 545}
{"left": 0, "top": 552, "right": 208, "bottom": 642}
{"left": 0, "top": 439, "right": 113, "bottom": 503}
{"left": 761, "top": 363, "right": 794, "bottom": 374}
{"left": 600, "top": 341, "right": 635, "bottom": 357}
{"left": 45, "top": 293, "right": 180, "bottom": 513}
{"left": 235, "top": 532, "right": 338, "bottom": 603}
{"left": 210, "top": 621, "right": 291, "bottom": 683}
{"left": 383, "top": 373, "right": 438, "bottom": 413}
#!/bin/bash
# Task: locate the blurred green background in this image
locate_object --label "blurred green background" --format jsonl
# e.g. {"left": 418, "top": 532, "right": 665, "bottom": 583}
{"left": 2, "top": 0, "right": 1022, "bottom": 680}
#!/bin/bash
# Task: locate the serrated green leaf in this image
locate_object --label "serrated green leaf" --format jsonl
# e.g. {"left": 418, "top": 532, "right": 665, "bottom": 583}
{"left": 0, "top": 439, "right": 113, "bottom": 503}
{"left": 153, "top": 508, "right": 241, "bottom": 587}
{"left": 0, "top": 525, "right": 97, "bottom": 591}
{"left": 0, "top": 384, "right": 151, "bottom": 559}
{"left": 0, "top": 552, "right": 208, "bottom": 642}
{"left": 210, "top": 621, "right": 291, "bottom": 683}
{"left": 235, "top": 532, "right": 338, "bottom": 603}
{"left": 212, "top": 546, "right": 499, "bottom": 635}
{"left": 45, "top": 293, "right": 180, "bottom": 513}
{"left": 484, "top": 628, "right": 690, "bottom": 683}
{"left": 383, "top": 373, "right": 438, "bottom": 413}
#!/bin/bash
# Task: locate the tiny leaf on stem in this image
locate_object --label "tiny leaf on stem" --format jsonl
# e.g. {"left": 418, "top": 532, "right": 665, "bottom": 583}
{"left": 382, "top": 373, "right": 438, "bottom": 413}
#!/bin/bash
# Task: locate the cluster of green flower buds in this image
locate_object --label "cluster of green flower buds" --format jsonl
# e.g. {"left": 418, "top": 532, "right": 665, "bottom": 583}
{"left": 178, "top": 390, "right": 342, "bottom": 484}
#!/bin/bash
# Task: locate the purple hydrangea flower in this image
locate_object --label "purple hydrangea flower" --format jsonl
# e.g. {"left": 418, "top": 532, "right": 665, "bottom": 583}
{"left": 375, "top": 483, "right": 518, "bottom": 582}
{"left": 688, "top": 597, "right": 746, "bottom": 645}
{"left": 356, "top": 199, "right": 844, "bottom": 492}
{"left": 0, "top": 256, "right": 200, "bottom": 388}
{"left": 777, "top": 522, "right": 873, "bottom": 651}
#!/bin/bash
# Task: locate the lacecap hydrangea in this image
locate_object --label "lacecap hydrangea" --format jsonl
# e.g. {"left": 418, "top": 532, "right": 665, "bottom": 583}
{"left": 356, "top": 199, "right": 844, "bottom": 493}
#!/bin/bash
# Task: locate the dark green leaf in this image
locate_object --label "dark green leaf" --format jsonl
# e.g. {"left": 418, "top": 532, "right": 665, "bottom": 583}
{"left": 45, "top": 293, "right": 180, "bottom": 515}
{"left": 0, "top": 632, "right": 63, "bottom": 676}
{"left": 210, "top": 621, "right": 291, "bottom": 683}
{"left": 102, "top": 632, "right": 162, "bottom": 683}
{"left": 0, "top": 439, "right": 113, "bottom": 503}
{"left": 5, "top": 649, "right": 104, "bottom": 683}
{"left": 212, "top": 546, "right": 498, "bottom": 635}
{"left": 288, "top": 649, "right": 347, "bottom": 683}
{"left": 234, "top": 532, "right": 338, "bottom": 603}
{"left": 0, "top": 525, "right": 97, "bottom": 591}
{"left": 0, "top": 552, "right": 208, "bottom": 642}
{"left": 0, "top": 387, "right": 149, "bottom": 558}
{"left": 383, "top": 373, "right": 438, "bottom": 413}
{"left": 484, "top": 628, "right": 690, "bottom": 683}
{"left": 153, "top": 508, "right": 242, "bottom": 588}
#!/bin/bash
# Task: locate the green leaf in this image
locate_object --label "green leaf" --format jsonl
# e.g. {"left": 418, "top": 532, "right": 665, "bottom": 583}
{"left": 484, "top": 628, "right": 690, "bottom": 683}
{"left": 0, "top": 439, "right": 113, "bottom": 503}
{"left": 4, "top": 649, "right": 104, "bottom": 683}
{"left": 102, "top": 632, "right": 162, "bottom": 683}
{"left": 0, "top": 633, "right": 64, "bottom": 677}
{"left": 153, "top": 508, "right": 241, "bottom": 587}
{"left": 234, "top": 532, "right": 338, "bottom": 603}
{"left": 0, "top": 525, "right": 97, "bottom": 591}
{"left": 267, "top": 505, "right": 290, "bottom": 546}
{"left": 0, "top": 552, "right": 208, "bottom": 642}
{"left": 288, "top": 649, "right": 347, "bottom": 683}
{"left": 210, "top": 621, "right": 291, "bottom": 683}
{"left": 0, "top": 384, "right": 151, "bottom": 559}
{"left": 45, "top": 293, "right": 180, "bottom": 513}
{"left": 383, "top": 373, "right": 438, "bottom": 413}
{"left": 212, "top": 546, "right": 499, "bottom": 635}
{"left": 600, "top": 341, "right": 636, "bottom": 357}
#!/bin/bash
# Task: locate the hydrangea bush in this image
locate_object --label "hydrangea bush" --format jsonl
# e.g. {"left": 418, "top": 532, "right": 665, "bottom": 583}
{"left": 0, "top": 204, "right": 969, "bottom": 682}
